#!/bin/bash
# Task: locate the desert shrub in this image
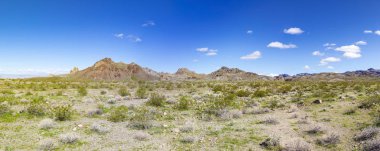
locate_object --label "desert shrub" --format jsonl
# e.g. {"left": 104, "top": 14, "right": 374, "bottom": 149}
{"left": 264, "top": 100, "right": 285, "bottom": 109}
{"left": 0, "top": 89, "right": 15, "bottom": 95}
{"left": 180, "top": 123, "right": 194, "bottom": 133}
{"left": 251, "top": 107, "right": 270, "bottom": 114}
{"left": 39, "top": 118, "right": 55, "bottom": 129}
{"left": 252, "top": 89, "right": 269, "bottom": 98}
{"left": 107, "top": 105, "right": 129, "bottom": 122}
{"left": 359, "top": 95, "right": 380, "bottom": 109}
{"left": 27, "top": 103, "right": 47, "bottom": 116}
{"left": 260, "top": 136, "right": 281, "bottom": 150}
{"left": 56, "top": 90, "right": 63, "bottom": 96}
{"left": 133, "top": 131, "right": 150, "bottom": 141}
{"left": 90, "top": 123, "right": 110, "bottom": 134}
{"left": 146, "top": 93, "right": 165, "bottom": 107}
{"left": 180, "top": 136, "right": 196, "bottom": 143}
{"left": 100, "top": 90, "right": 107, "bottom": 95}
{"left": 278, "top": 85, "right": 292, "bottom": 94}
{"left": 77, "top": 86, "right": 87, "bottom": 96}
{"left": 354, "top": 127, "right": 379, "bottom": 141}
{"left": 260, "top": 116, "right": 279, "bottom": 125}
{"left": 212, "top": 85, "right": 224, "bottom": 93}
{"left": 317, "top": 133, "right": 340, "bottom": 146}
{"left": 87, "top": 108, "right": 103, "bottom": 117}
{"left": 362, "top": 139, "right": 380, "bottom": 151}
{"left": 51, "top": 105, "right": 74, "bottom": 121}
{"left": 176, "top": 96, "right": 193, "bottom": 110}
{"left": 0, "top": 102, "right": 11, "bottom": 115}
{"left": 59, "top": 133, "right": 79, "bottom": 144}
{"left": 118, "top": 86, "right": 130, "bottom": 97}
{"left": 343, "top": 108, "right": 356, "bottom": 115}
{"left": 284, "top": 139, "right": 311, "bottom": 151}
{"left": 39, "top": 139, "right": 56, "bottom": 151}
{"left": 129, "top": 107, "right": 154, "bottom": 129}
{"left": 305, "top": 125, "right": 324, "bottom": 134}
{"left": 236, "top": 89, "right": 251, "bottom": 97}
{"left": 136, "top": 87, "right": 147, "bottom": 99}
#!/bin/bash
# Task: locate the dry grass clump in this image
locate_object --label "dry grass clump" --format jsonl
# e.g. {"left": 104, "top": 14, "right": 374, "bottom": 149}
{"left": 297, "top": 117, "right": 310, "bottom": 124}
{"left": 180, "top": 136, "right": 196, "bottom": 143}
{"left": 260, "top": 136, "right": 281, "bottom": 150}
{"left": 39, "top": 118, "right": 55, "bottom": 129}
{"left": 180, "top": 123, "right": 194, "bottom": 133}
{"left": 39, "top": 139, "right": 56, "bottom": 151}
{"left": 287, "top": 105, "right": 298, "bottom": 113}
{"left": 354, "top": 127, "right": 379, "bottom": 141}
{"left": 305, "top": 125, "right": 324, "bottom": 134}
{"left": 133, "top": 131, "right": 151, "bottom": 141}
{"left": 87, "top": 108, "right": 103, "bottom": 117}
{"left": 284, "top": 139, "right": 311, "bottom": 151}
{"left": 362, "top": 139, "right": 380, "bottom": 151}
{"left": 316, "top": 133, "right": 340, "bottom": 146}
{"left": 129, "top": 107, "right": 154, "bottom": 129}
{"left": 252, "top": 107, "right": 270, "bottom": 114}
{"left": 59, "top": 133, "right": 79, "bottom": 144}
{"left": 90, "top": 123, "right": 110, "bottom": 134}
{"left": 261, "top": 116, "right": 279, "bottom": 125}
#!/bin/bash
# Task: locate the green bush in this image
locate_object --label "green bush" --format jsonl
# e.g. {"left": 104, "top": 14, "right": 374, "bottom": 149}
{"left": 100, "top": 90, "right": 107, "bottom": 95}
{"left": 176, "top": 96, "right": 194, "bottom": 110}
{"left": 130, "top": 107, "right": 154, "bottom": 129}
{"left": 252, "top": 89, "right": 269, "bottom": 98}
{"left": 136, "top": 87, "right": 147, "bottom": 99}
{"left": 118, "top": 87, "right": 130, "bottom": 97}
{"left": 236, "top": 89, "right": 251, "bottom": 97}
{"left": 51, "top": 105, "right": 74, "bottom": 121}
{"left": 77, "top": 87, "right": 87, "bottom": 96}
{"left": 0, "top": 102, "right": 11, "bottom": 115}
{"left": 107, "top": 105, "right": 129, "bottom": 122}
{"left": 27, "top": 103, "right": 47, "bottom": 116}
{"left": 146, "top": 93, "right": 165, "bottom": 107}
{"left": 359, "top": 95, "right": 380, "bottom": 109}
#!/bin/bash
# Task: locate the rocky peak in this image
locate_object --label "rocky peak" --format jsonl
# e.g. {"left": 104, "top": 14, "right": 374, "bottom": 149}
{"left": 175, "top": 68, "right": 193, "bottom": 75}
{"left": 94, "top": 58, "right": 114, "bottom": 68}
{"left": 70, "top": 67, "right": 79, "bottom": 74}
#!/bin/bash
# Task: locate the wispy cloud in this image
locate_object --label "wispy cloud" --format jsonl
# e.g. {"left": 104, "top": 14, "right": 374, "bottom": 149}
{"left": 246, "top": 30, "right": 253, "bottom": 34}
{"left": 320, "top": 57, "right": 341, "bottom": 66}
{"left": 312, "top": 51, "right": 324, "bottom": 56}
{"left": 283, "top": 27, "right": 304, "bottom": 35}
{"left": 364, "top": 30, "right": 380, "bottom": 36}
{"left": 240, "top": 51, "right": 261, "bottom": 60}
{"left": 304, "top": 65, "right": 310, "bottom": 70}
{"left": 114, "top": 33, "right": 124, "bottom": 39}
{"left": 142, "top": 21, "right": 155, "bottom": 27}
{"left": 355, "top": 40, "right": 367, "bottom": 45}
{"left": 126, "top": 35, "right": 142, "bottom": 42}
{"left": 327, "top": 66, "right": 334, "bottom": 69}
{"left": 196, "top": 47, "right": 218, "bottom": 56}
{"left": 335, "top": 45, "right": 361, "bottom": 59}
{"left": 267, "top": 41, "right": 297, "bottom": 49}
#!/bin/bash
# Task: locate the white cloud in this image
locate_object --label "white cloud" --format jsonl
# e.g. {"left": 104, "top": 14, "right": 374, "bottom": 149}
{"left": 283, "top": 27, "right": 304, "bottom": 35}
{"left": 355, "top": 41, "right": 367, "bottom": 45}
{"left": 335, "top": 45, "right": 361, "bottom": 59}
{"left": 240, "top": 51, "right": 261, "bottom": 60}
{"left": 320, "top": 57, "right": 341, "bottom": 65}
{"left": 327, "top": 66, "right": 334, "bottom": 69}
{"left": 364, "top": 30, "right": 373, "bottom": 34}
{"left": 267, "top": 41, "right": 297, "bottom": 49}
{"left": 126, "top": 35, "right": 142, "bottom": 42}
{"left": 142, "top": 21, "right": 155, "bottom": 27}
{"left": 267, "top": 73, "right": 279, "bottom": 77}
{"left": 114, "top": 33, "right": 124, "bottom": 39}
{"left": 196, "top": 48, "right": 209, "bottom": 52}
{"left": 304, "top": 65, "right": 310, "bottom": 70}
{"left": 247, "top": 30, "right": 253, "bottom": 34}
{"left": 323, "top": 43, "right": 336, "bottom": 47}
{"left": 312, "top": 51, "right": 324, "bottom": 56}
{"left": 375, "top": 30, "right": 380, "bottom": 36}
{"left": 196, "top": 48, "right": 217, "bottom": 56}
{"left": 192, "top": 59, "right": 199, "bottom": 62}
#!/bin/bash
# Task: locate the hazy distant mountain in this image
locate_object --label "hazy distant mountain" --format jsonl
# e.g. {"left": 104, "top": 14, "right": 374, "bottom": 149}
{"left": 59, "top": 58, "right": 380, "bottom": 81}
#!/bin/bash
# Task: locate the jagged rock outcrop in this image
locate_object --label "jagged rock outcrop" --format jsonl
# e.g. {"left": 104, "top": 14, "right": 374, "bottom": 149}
{"left": 70, "top": 58, "right": 160, "bottom": 81}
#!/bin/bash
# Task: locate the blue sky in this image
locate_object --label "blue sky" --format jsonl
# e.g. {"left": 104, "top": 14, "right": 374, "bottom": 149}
{"left": 0, "top": 0, "right": 380, "bottom": 76}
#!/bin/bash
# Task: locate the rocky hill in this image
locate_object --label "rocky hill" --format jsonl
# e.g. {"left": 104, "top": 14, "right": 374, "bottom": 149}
{"left": 208, "top": 66, "right": 270, "bottom": 81}
{"left": 69, "top": 58, "right": 160, "bottom": 81}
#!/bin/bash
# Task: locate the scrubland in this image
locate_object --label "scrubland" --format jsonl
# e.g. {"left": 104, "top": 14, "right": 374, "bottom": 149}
{"left": 0, "top": 77, "right": 380, "bottom": 151}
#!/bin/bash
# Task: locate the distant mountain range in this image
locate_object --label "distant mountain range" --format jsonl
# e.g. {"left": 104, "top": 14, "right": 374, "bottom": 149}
{"left": 67, "top": 58, "right": 380, "bottom": 81}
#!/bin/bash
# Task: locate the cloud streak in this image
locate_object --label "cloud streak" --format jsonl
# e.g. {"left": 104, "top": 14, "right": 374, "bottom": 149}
{"left": 240, "top": 51, "right": 261, "bottom": 60}
{"left": 267, "top": 41, "right": 297, "bottom": 49}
